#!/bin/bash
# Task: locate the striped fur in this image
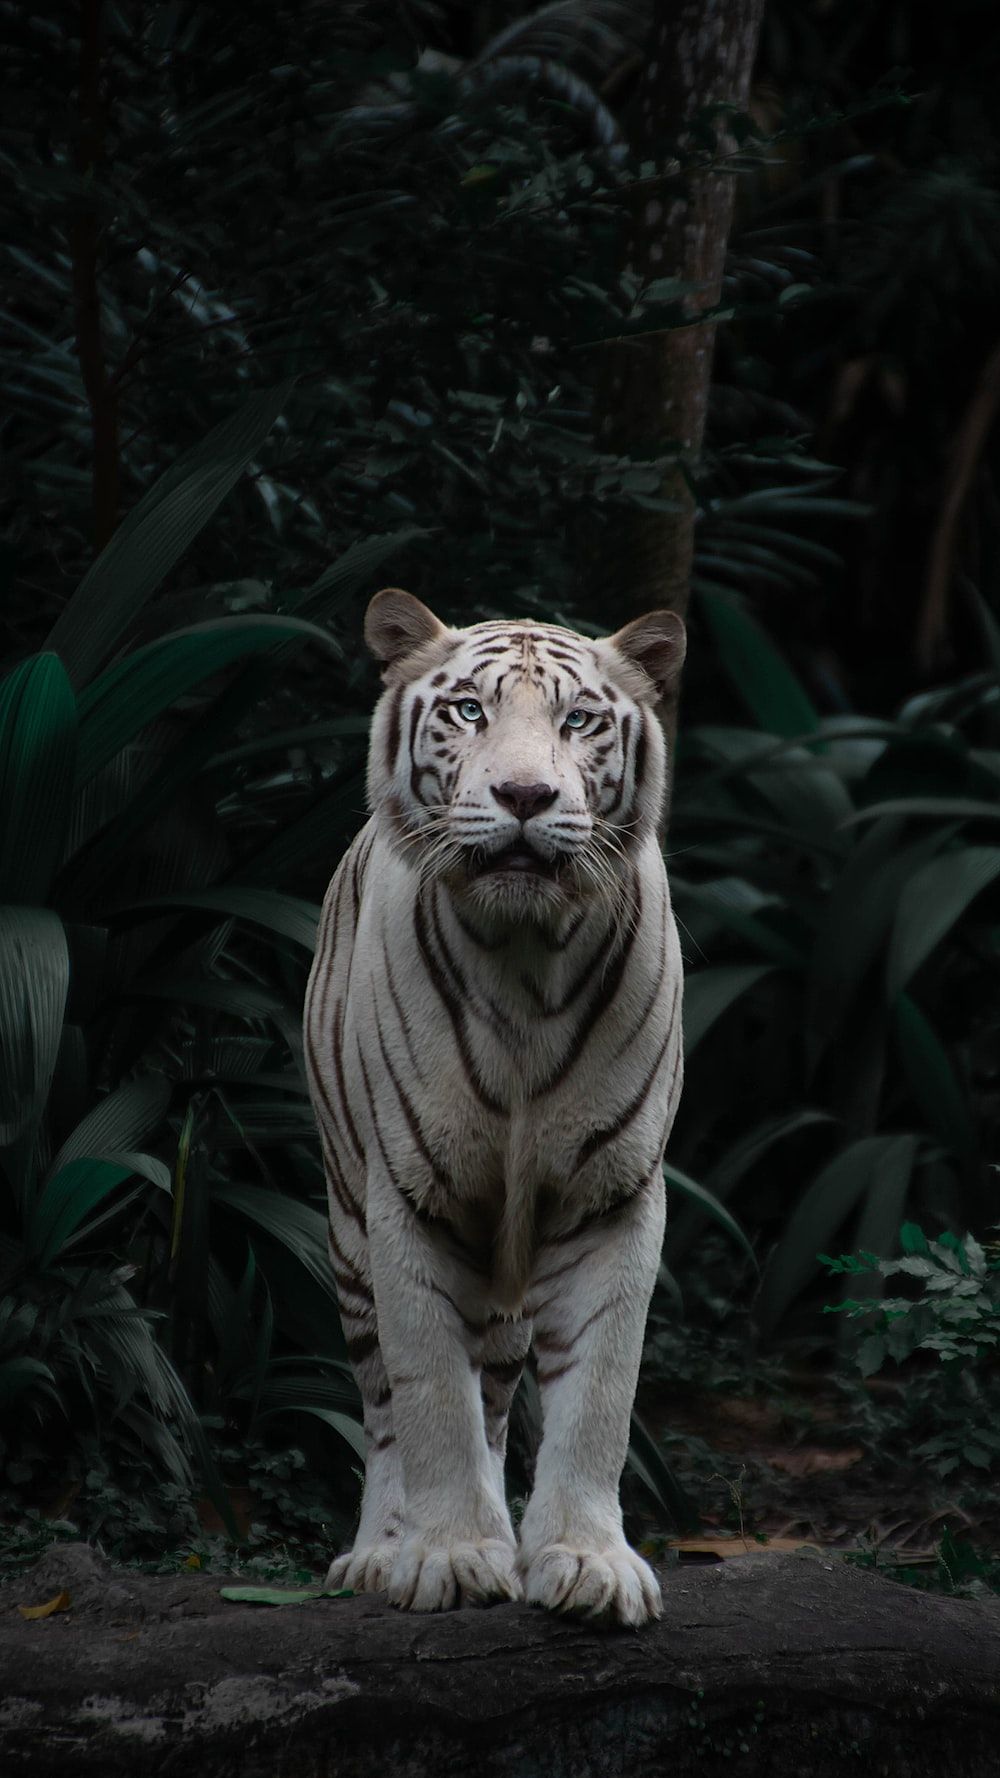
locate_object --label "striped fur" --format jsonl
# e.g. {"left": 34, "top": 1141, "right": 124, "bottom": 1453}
{"left": 304, "top": 590, "right": 685, "bottom": 1625}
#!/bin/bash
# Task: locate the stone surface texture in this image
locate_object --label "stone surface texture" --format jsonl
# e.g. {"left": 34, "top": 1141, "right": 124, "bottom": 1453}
{"left": 2, "top": 1543, "right": 999, "bottom": 1774}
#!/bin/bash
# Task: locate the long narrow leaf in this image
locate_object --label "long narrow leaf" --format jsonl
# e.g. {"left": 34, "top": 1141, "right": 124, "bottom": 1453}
{"left": 0, "top": 908, "right": 69, "bottom": 1150}
{"left": 0, "top": 655, "right": 77, "bottom": 903}
{"left": 46, "top": 1076, "right": 171, "bottom": 1180}
{"left": 757, "top": 1137, "right": 894, "bottom": 1334}
{"left": 888, "top": 847, "right": 1000, "bottom": 996}
{"left": 75, "top": 616, "right": 339, "bottom": 786}
{"left": 663, "top": 1163, "right": 757, "bottom": 1271}
{"left": 46, "top": 382, "right": 295, "bottom": 686}
{"left": 683, "top": 964, "right": 776, "bottom": 1056}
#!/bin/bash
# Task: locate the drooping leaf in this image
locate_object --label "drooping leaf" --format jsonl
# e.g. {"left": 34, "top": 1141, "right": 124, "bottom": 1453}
{"left": 46, "top": 382, "right": 296, "bottom": 686}
{"left": 0, "top": 654, "right": 77, "bottom": 903}
{"left": 846, "top": 1133, "right": 920, "bottom": 1309}
{"left": 46, "top": 1075, "right": 172, "bottom": 1179}
{"left": 757, "top": 1137, "right": 900, "bottom": 1335}
{"left": 24, "top": 1157, "right": 138, "bottom": 1270}
{"left": 683, "top": 963, "right": 776, "bottom": 1056}
{"left": 212, "top": 1182, "right": 338, "bottom": 1303}
{"left": 116, "top": 886, "right": 320, "bottom": 953}
{"left": 699, "top": 589, "right": 821, "bottom": 737}
{"left": 75, "top": 615, "right": 339, "bottom": 787}
{"left": 626, "top": 1411, "right": 700, "bottom": 1535}
{"left": 662, "top": 1163, "right": 758, "bottom": 1271}
{"left": 0, "top": 907, "right": 69, "bottom": 1150}
{"left": 887, "top": 847, "right": 1000, "bottom": 996}
{"left": 893, "top": 995, "right": 976, "bottom": 1158}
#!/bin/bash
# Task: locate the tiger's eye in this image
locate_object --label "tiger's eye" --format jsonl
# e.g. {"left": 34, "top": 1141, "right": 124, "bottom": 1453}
{"left": 456, "top": 698, "right": 484, "bottom": 723}
{"left": 564, "top": 709, "right": 589, "bottom": 730}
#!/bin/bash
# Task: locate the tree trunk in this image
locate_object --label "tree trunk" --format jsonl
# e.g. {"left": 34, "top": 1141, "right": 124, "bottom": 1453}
{"left": 594, "top": 0, "right": 765, "bottom": 776}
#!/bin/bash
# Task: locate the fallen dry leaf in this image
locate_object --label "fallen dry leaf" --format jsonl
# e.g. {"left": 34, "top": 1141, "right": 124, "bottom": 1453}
{"left": 18, "top": 1590, "right": 72, "bottom": 1621}
{"left": 769, "top": 1446, "right": 864, "bottom": 1478}
{"left": 668, "top": 1537, "right": 824, "bottom": 1561}
{"left": 183, "top": 1553, "right": 202, "bottom": 1570}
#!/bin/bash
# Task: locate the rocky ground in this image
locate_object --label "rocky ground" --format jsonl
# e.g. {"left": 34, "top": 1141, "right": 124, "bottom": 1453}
{"left": 3, "top": 1540, "right": 1000, "bottom": 1776}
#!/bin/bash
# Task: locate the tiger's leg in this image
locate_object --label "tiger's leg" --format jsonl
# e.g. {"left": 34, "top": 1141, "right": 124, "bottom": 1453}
{"left": 477, "top": 1312, "right": 533, "bottom": 1505}
{"left": 517, "top": 1174, "right": 665, "bottom": 1626}
{"left": 323, "top": 1164, "right": 405, "bottom": 1595}
{"left": 367, "top": 1174, "right": 521, "bottom": 1610}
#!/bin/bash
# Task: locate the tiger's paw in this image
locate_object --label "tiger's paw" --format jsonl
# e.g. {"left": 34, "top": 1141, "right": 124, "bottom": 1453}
{"left": 520, "top": 1541, "right": 661, "bottom": 1627}
{"left": 326, "top": 1542, "right": 398, "bottom": 1595}
{"left": 387, "top": 1536, "right": 521, "bottom": 1611}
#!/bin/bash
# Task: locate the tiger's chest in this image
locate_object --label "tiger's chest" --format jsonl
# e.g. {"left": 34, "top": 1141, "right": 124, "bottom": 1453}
{"left": 341, "top": 864, "right": 683, "bottom": 1226}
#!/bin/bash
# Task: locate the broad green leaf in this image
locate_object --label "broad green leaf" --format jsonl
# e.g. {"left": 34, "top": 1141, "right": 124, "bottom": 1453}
{"left": 758, "top": 1136, "right": 906, "bottom": 1334}
{"left": 671, "top": 880, "right": 801, "bottom": 965}
{"left": 700, "top": 589, "right": 820, "bottom": 737}
{"left": 846, "top": 1134, "right": 920, "bottom": 1309}
{"left": 46, "top": 1075, "right": 172, "bottom": 1180}
{"left": 75, "top": 615, "right": 339, "bottom": 787}
{"left": 291, "top": 528, "right": 429, "bottom": 621}
{"left": 666, "top": 1110, "right": 834, "bottom": 1267}
{"left": 212, "top": 1181, "right": 338, "bottom": 1302}
{"left": 117, "top": 887, "right": 320, "bottom": 953}
{"left": 240, "top": 774, "right": 368, "bottom": 885}
{"left": 257, "top": 1402, "right": 366, "bottom": 1460}
{"left": 219, "top": 1585, "right": 353, "bottom": 1606}
{"left": 683, "top": 964, "right": 776, "bottom": 1056}
{"left": 0, "top": 908, "right": 69, "bottom": 1149}
{"left": 893, "top": 995, "right": 976, "bottom": 1158}
{"left": 805, "top": 821, "right": 952, "bottom": 1070}
{"left": 0, "top": 1357, "right": 58, "bottom": 1410}
{"left": 663, "top": 1163, "right": 758, "bottom": 1270}
{"left": 841, "top": 797, "right": 1000, "bottom": 827}
{"left": 888, "top": 848, "right": 1000, "bottom": 996}
{"left": 626, "top": 1412, "right": 700, "bottom": 1535}
{"left": 133, "top": 978, "right": 302, "bottom": 1057}
{"left": 0, "top": 655, "right": 77, "bottom": 903}
{"left": 24, "top": 1157, "right": 136, "bottom": 1269}
{"left": 46, "top": 382, "right": 295, "bottom": 686}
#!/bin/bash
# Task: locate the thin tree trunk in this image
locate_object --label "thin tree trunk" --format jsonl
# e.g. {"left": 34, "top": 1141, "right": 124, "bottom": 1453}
{"left": 71, "top": 0, "right": 119, "bottom": 552}
{"left": 593, "top": 0, "right": 765, "bottom": 782}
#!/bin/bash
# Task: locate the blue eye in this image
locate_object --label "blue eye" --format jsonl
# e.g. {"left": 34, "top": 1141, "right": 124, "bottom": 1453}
{"left": 563, "top": 709, "right": 589, "bottom": 731}
{"left": 456, "top": 698, "right": 484, "bottom": 723}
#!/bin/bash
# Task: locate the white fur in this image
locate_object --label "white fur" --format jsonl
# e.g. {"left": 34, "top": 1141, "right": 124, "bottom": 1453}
{"left": 305, "top": 607, "right": 684, "bottom": 1625}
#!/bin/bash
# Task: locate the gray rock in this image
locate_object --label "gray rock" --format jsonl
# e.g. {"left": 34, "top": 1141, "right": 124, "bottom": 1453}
{"left": 2, "top": 1544, "right": 999, "bottom": 1775}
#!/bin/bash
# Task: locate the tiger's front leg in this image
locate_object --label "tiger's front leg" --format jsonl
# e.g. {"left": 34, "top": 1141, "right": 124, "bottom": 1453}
{"left": 518, "top": 1173, "right": 666, "bottom": 1626}
{"left": 367, "top": 1173, "right": 521, "bottom": 1610}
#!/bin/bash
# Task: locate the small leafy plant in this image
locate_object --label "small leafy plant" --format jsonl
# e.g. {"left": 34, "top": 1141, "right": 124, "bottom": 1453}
{"left": 823, "top": 1222, "right": 1000, "bottom": 1475}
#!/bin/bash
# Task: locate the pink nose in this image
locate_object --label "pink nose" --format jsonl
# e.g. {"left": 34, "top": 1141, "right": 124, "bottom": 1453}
{"left": 491, "top": 780, "right": 557, "bottom": 822}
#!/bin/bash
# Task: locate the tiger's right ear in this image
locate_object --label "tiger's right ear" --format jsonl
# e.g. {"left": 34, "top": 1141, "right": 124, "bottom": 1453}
{"left": 364, "top": 588, "right": 448, "bottom": 680}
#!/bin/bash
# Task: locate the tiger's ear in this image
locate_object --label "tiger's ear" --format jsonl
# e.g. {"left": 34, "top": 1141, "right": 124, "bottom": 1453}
{"left": 365, "top": 588, "right": 447, "bottom": 677}
{"left": 609, "top": 609, "right": 686, "bottom": 703}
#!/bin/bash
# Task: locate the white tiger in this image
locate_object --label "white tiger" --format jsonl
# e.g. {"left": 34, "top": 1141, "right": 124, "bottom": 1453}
{"left": 303, "top": 589, "right": 685, "bottom": 1625}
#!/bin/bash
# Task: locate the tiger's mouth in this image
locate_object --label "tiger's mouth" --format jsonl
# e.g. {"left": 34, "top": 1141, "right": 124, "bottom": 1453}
{"left": 470, "top": 843, "right": 559, "bottom": 880}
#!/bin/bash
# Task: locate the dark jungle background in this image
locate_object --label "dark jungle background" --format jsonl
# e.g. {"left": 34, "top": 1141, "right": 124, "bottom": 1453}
{"left": 3, "top": 0, "right": 1000, "bottom": 1592}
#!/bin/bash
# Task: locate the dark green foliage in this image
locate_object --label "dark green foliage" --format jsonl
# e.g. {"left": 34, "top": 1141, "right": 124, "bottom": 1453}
{"left": 2, "top": 0, "right": 999, "bottom": 1555}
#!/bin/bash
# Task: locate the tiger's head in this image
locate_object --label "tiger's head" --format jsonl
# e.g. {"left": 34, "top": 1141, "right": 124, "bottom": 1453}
{"left": 365, "top": 589, "right": 685, "bottom": 918}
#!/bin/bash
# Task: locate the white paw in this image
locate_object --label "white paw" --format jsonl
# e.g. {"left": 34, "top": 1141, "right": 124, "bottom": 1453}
{"left": 326, "top": 1541, "right": 398, "bottom": 1595}
{"left": 387, "top": 1536, "right": 521, "bottom": 1611}
{"left": 520, "top": 1542, "right": 661, "bottom": 1626}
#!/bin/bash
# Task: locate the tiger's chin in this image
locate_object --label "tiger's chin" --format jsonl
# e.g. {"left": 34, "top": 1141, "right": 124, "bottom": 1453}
{"left": 463, "top": 866, "right": 567, "bottom": 921}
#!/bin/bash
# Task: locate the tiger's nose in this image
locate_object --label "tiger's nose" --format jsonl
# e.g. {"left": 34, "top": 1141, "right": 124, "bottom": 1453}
{"left": 491, "top": 780, "right": 558, "bottom": 822}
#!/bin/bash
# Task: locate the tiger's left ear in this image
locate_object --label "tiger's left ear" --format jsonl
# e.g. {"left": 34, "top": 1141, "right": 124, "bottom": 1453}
{"left": 609, "top": 609, "right": 687, "bottom": 703}
{"left": 365, "top": 587, "right": 448, "bottom": 681}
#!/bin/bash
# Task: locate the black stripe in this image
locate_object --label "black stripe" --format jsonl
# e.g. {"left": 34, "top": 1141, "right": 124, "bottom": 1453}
{"left": 407, "top": 695, "right": 426, "bottom": 804}
{"left": 414, "top": 891, "right": 505, "bottom": 1112}
{"left": 385, "top": 685, "right": 404, "bottom": 775}
{"left": 531, "top": 872, "right": 641, "bottom": 1098}
{"left": 372, "top": 999, "right": 455, "bottom": 1193}
{"left": 576, "top": 1026, "right": 673, "bottom": 1164}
